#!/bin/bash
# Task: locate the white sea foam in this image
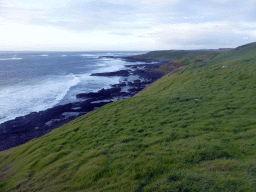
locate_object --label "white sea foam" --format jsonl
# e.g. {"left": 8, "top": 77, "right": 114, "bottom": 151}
{"left": 0, "top": 74, "right": 80, "bottom": 124}
{"left": 57, "top": 73, "right": 121, "bottom": 105}
{"left": 94, "top": 59, "right": 126, "bottom": 73}
{"left": 80, "top": 54, "right": 96, "bottom": 57}
{"left": 71, "top": 54, "right": 99, "bottom": 58}
{"left": 80, "top": 54, "right": 99, "bottom": 58}
{"left": 100, "top": 58, "right": 112, "bottom": 61}
{"left": 104, "top": 52, "right": 143, "bottom": 56}
{"left": 61, "top": 55, "right": 67, "bottom": 57}
{"left": 41, "top": 54, "right": 48, "bottom": 57}
{"left": 0, "top": 57, "right": 22, "bottom": 61}
{"left": 97, "top": 64, "right": 107, "bottom": 66}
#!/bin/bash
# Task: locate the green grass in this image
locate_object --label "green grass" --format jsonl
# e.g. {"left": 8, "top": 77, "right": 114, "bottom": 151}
{"left": 133, "top": 49, "right": 230, "bottom": 60}
{"left": 1, "top": 43, "right": 256, "bottom": 191}
{"left": 178, "top": 53, "right": 221, "bottom": 65}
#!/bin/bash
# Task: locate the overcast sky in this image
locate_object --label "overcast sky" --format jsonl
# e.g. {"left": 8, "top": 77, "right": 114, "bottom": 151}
{"left": 0, "top": 0, "right": 256, "bottom": 51}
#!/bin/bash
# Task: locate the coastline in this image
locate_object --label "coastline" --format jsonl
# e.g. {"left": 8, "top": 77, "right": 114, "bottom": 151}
{"left": 0, "top": 56, "right": 169, "bottom": 151}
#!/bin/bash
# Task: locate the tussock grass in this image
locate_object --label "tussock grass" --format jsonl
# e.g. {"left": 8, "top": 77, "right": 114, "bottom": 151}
{"left": 1, "top": 43, "right": 256, "bottom": 191}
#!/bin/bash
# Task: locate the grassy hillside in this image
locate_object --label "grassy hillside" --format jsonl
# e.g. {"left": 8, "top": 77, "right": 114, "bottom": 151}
{"left": 1, "top": 43, "right": 256, "bottom": 191}
{"left": 133, "top": 49, "right": 231, "bottom": 60}
{"left": 156, "top": 53, "right": 221, "bottom": 73}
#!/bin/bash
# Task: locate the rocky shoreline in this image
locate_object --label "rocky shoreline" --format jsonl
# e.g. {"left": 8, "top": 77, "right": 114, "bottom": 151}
{"left": 0, "top": 56, "right": 168, "bottom": 151}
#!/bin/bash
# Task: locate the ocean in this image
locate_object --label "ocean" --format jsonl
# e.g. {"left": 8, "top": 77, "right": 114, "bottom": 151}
{"left": 0, "top": 51, "right": 146, "bottom": 124}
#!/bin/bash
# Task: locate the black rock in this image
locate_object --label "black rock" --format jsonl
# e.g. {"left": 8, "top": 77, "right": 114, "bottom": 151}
{"left": 111, "top": 82, "right": 126, "bottom": 88}
{"left": 91, "top": 70, "right": 130, "bottom": 77}
{"left": 76, "top": 87, "right": 122, "bottom": 99}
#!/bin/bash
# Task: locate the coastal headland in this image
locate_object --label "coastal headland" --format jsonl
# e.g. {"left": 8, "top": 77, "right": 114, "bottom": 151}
{"left": 0, "top": 57, "right": 168, "bottom": 151}
{"left": 1, "top": 44, "right": 256, "bottom": 191}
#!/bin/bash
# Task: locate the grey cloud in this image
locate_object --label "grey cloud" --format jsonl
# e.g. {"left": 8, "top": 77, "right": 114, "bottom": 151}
{"left": 147, "top": 21, "right": 255, "bottom": 49}
{"left": 1, "top": 0, "right": 256, "bottom": 51}
{"left": 2, "top": 0, "right": 256, "bottom": 29}
{"left": 0, "top": 0, "right": 141, "bottom": 31}
{"left": 0, "top": 1, "right": 47, "bottom": 25}
{"left": 155, "top": 0, "right": 256, "bottom": 25}
{"left": 40, "top": 0, "right": 155, "bottom": 31}
{"left": 37, "top": 1, "right": 135, "bottom": 30}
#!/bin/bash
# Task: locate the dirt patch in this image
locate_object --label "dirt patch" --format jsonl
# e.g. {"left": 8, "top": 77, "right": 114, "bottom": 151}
{"left": 167, "top": 62, "right": 186, "bottom": 72}
{"left": 195, "top": 59, "right": 204, "bottom": 62}
{"left": 0, "top": 165, "right": 10, "bottom": 179}
{"left": 154, "top": 61, "right": 186, "bottom": 74}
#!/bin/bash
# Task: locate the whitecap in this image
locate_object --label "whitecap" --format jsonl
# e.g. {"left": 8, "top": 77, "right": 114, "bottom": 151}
{"left": 93, "top": 59, "right": 126, "bottom": 73}
{"left": 41, "top": 54, "right": 48, "bottom": 57}
{"left": 0, "top": 74, "right": 80, "bottom": 124}
{"left": 79, "top": 54, "right": 99, "bottom": 58}
{"left": 80, "top": 54, "right": 96, "bottom": 57}
{"left": 0, "top": 57, "right": 23, "bottom": 61}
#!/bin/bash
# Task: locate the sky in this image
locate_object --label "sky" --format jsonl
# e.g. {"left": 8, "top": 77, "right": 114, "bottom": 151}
{"left": 0, "top": 0, "right": 256, "bottom": 51}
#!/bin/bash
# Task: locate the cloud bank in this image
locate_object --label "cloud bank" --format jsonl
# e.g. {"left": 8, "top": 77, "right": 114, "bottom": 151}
{"left": 0, "top": 0, "right": 255, "bottom": 50}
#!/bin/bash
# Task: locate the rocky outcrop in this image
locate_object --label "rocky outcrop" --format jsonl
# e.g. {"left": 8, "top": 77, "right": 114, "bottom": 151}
{"left": 91, "top": 70, "right": 131, "bottom": 77}
{"left": 76, "top": 87, "right": 122, "bottom": 99}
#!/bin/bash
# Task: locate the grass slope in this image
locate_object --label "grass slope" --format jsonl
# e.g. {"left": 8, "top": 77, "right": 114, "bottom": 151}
{"left": 1, "top": 43, "right": 256, "bottom": 191}
{"left": 133, "top": 49, "right": 231, "bottom": 60}
{"left": 156, "top": 53, "right": 221, "bottom": 73}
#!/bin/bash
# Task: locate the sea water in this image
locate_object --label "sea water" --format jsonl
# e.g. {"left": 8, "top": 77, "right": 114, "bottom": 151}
{"left": 0, "top": 51, "right": 146, "bottom": 124}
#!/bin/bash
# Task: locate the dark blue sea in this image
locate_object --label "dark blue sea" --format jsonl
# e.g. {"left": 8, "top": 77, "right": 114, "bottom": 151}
{"left": 0, "top": 51, "right": 146, "bottom": 124}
